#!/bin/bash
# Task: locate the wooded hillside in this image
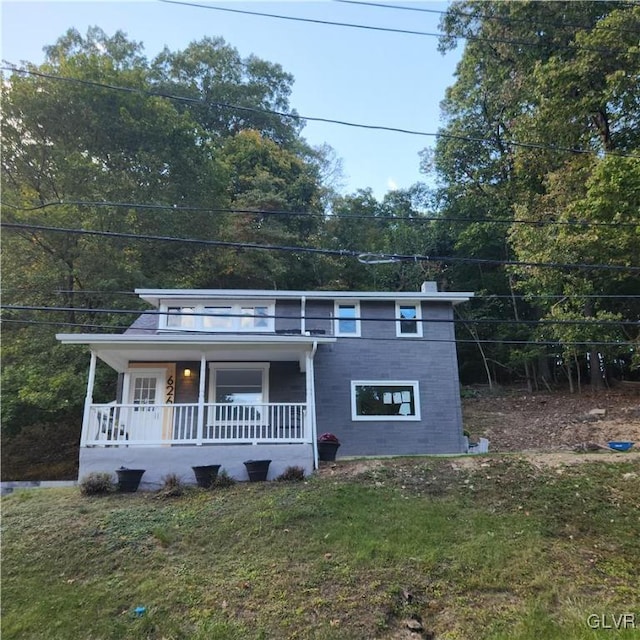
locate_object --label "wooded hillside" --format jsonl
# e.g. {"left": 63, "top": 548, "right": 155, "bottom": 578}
{"left": 2, "top": 2, "right": 639, "bottom": 444}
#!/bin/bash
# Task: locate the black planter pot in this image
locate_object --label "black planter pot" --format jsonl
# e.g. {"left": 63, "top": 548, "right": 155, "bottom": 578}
{"left": 317, "top": 441, "right": 340, "bottom": 462}
{"left": 243, "top": 459, "right": 272, "bottom": 482}
{"left": 115, "top": 468, "right": 145, "bottom": 492}
{"left": 192, "top": 464, "right": 221, "bottom": 488}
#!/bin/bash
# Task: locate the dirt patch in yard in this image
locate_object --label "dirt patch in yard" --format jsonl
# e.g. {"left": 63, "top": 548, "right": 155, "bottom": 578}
{"left": 463, "top": 388, "right": 640, "bottom": 452}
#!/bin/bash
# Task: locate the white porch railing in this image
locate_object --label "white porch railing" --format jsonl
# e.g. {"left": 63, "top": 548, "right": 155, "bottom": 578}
{"left": 85, "top": 402, "right": 309, "bottom": 447}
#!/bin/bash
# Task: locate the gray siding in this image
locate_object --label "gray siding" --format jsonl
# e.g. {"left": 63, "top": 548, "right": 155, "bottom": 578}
{"left": 269, "top": 362, "right": 306, "bottom": 403}
{"left": 306, "top": 300, "right": 333, "bottom": 336}
{"left": 119, "top": 296, "right": 466, "bottom": 456}
{"left": 275, "top": 299, "right": 302, "bottom": 333}
{"left": 313, "top": 301, "right": 465, "bottom": 455}
{"left": 137, "top": 360, "right": 305, "bottom": 404}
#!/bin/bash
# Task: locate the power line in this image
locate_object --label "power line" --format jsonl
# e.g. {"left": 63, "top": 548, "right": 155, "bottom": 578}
{"left": 1, "top": 318, "right": 130, "bottom": 331}
{"left": 11, "top": 289, "right": 640, "bottom": 302}
{"left": 475, "top": 294, "right": 640, "bottom": 300}
{"left": 158, "top": 0, "right": 637, "bottom": 55}
{"left": 3, "top": 221, "right": 640, "bottom": 272}
{"left": 3, "top": 304, "right": 638, "bottom": 328}
{"left": 5, "top": 66, "right": 640, "bottom": 160}
{"left": 333, "top": 0, "right": 640, "bottom": 35}
{"left": 3, "top": 199, "right": 639, "bottom": 229}
{"left": 2, "top": 317, "right": 635, "bottom": 348}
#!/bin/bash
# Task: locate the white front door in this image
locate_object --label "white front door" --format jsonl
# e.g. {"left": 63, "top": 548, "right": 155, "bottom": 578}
{"left": 127, "top": 370, "right": 165, "bottom": 441}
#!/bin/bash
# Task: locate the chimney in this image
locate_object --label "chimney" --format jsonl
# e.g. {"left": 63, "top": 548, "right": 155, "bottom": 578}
{"left": 420, "top": 281, "right": 438, "bottom": 293}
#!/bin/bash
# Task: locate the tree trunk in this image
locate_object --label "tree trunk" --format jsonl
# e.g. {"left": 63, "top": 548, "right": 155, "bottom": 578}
{"left": 566, "top": 359, "right": 574, "bottom": 394}
{"left": 584, "top": 301, "right": 604, "bottom": 391}
{"left": 508, "top": 274, "right": 534, "bottom": 392}
{"left": 590, "top": 349, "right": 604, "bottom": 391}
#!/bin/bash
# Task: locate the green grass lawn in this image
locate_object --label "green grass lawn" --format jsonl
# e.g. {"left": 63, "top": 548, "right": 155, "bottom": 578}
{"left": 2, "top": 456, "right": 639, "bottom": 639}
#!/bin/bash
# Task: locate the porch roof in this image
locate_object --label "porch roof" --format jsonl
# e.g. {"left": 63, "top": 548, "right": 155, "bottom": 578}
{"left": 55, "top": 333, "right": 336, "bottom": 372}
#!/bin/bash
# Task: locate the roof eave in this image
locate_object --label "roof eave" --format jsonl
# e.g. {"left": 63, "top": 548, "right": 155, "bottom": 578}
{"left": 135, "top": 288, "right": 474, "bottom": 307}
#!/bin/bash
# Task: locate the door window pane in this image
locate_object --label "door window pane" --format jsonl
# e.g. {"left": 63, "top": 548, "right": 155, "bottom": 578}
{"left": 133, "top": 377, "right": 157, "bottom": 404}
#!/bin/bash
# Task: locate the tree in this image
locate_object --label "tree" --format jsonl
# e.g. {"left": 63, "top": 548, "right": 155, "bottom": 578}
{"left": 1, "top": 27, "right": 328, "bottom": 437}
{"left": 429, "top": 0, "right": 640, "bottom": 389}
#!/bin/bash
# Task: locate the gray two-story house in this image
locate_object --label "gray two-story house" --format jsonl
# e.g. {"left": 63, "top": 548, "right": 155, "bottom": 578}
{"left": 57, "top": 282, "right": 472, "bottom": 485}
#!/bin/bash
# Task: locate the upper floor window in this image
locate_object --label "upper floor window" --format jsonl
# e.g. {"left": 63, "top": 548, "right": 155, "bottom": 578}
{"left": 167, "top": 306, "right": 196, "bottom": 329}
{"left": 334, "top": 301, "right": 361, "bottom": 337}
{"left": 396, "top": 302, "right": 422, "bottom": 337}
{"left": 161, "top": 301, "right": 275, "bottom": 333}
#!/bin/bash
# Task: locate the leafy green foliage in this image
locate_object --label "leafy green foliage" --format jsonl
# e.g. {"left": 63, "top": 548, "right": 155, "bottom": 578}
{"left": 1, "top": 28, "right": 329, "bottom": 437}
{"left": 430, "top": 1, "right": 640, "bottom": 388}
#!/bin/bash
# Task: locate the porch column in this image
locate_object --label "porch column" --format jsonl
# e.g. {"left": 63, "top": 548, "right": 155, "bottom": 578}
{"left": 80, "top": 352, "right": 97, "bottom": 447}
{"left": 196, "top": 354, "right": 206, "bottom": 445}
{"left": 306, "top": 341, "right": 319, "bottom": 469}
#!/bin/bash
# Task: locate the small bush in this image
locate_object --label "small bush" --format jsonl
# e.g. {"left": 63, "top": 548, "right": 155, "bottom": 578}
{"left": 157, "top": 473, "right": 185, "bottom": 498}
{"left": 79, "top": 472, "right": 115, "bottom": 496}
{"left": 276, "top": 466, "right": 305, "bottom": 482}
{"left": 213, "top": 469, "right": 236, "bottom": 488}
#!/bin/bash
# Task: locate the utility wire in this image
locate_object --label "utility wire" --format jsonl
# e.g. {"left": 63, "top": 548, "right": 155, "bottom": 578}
{"left": 158, "top": 0, "right": 637, "bottom": 55}
{"left": 3, "top": 199, "right": 638, "bottom": 229}
{"left": 14, "top": 289, "right": 639, "bottom": 301}
{"left": 3, "top": 305, "right": 638, "bottom": 328}
{"left": 5, "top": 66, "right": 640, "bottom": 160}
{"left": 3, "top": 221, "right": 640, "bottom": 272}
{"left": 475, "top": 294, "right": 640, "bottom": 300}
{"left": 2, "top": 317, "right": 635, "bottom": 348}
{"left": 333, "top": 0, "right": 640, "bottom": 35}
{"left": 1, "top": 318, "right": 131, "bottom": 331}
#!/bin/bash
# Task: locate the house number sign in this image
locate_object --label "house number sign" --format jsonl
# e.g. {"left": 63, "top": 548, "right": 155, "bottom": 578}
{"left": 166, "top": 375, "right": 175, "bottom": 404}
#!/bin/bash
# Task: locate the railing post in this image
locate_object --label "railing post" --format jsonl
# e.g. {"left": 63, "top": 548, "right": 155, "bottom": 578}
{"left": 196, "top": 354, "right": 206, "bottom": 445}
{"left": 80, "top": 352, "right": 97, "bottom": 448}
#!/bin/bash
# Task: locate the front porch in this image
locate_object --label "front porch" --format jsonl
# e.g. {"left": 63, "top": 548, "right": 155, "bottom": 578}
{"left": 57, "top": 333, "right": 336, "bottom": 484}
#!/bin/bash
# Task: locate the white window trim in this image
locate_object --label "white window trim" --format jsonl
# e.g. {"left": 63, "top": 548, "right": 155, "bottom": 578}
{"left": 395, "top": 301, "right": 423, "bottom": 338}
{"left": 159, "top": 300, "right": 275, "bottom": 333}
{"left": 351, "top": 380, "right": 421, "bottom": 421}
{"left": 208, "top": 362, "right": 270, "bottom": 404}
{"left": 334, "top": 300, "right": 361, "bottom": 337}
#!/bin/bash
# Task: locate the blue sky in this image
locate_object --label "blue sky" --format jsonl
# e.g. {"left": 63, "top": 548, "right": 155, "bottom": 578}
{"left": 1, "top": 0, "right": 462, "bottom": 199}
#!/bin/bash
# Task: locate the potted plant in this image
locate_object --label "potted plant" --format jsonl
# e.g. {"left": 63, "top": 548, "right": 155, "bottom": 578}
{"left": 115, "top": 467, "right": 145, "bottom": 492}
{"left": 243, "top": 459, "right": 272, "bottom": 482}
{"left": 317, "top": 432, "right": 341, "bottom": 461}
{"left": 192, "top": 464, "right": 221, "bottom": 488}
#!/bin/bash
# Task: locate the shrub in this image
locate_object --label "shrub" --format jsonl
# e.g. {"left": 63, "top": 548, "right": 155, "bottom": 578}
{"left": 213, "top": 469, "right": 236, "bottom": 488}
{"left": 157, "top": 473, "right": 185, "bottom": 498}
{"left": 79, "top": 472, "right": 115, "bottom": 496}
{"left": 276, "top": 466, "right": 305, "bottom": 482}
